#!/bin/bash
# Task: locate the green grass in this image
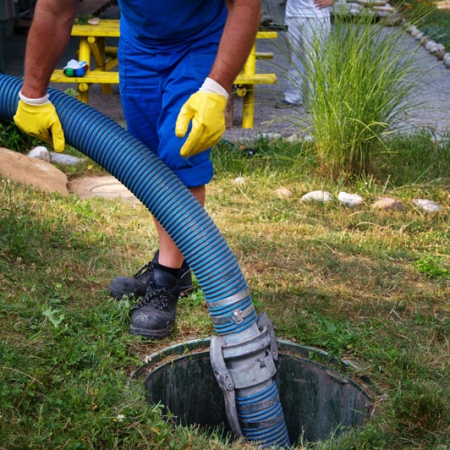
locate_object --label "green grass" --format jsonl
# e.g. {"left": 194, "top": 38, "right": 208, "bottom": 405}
{"left": 1, "top": 127, "right": 450, "bottom": 449}
{"left": 395, "top": 0, "right": 450, "bottom": 50}
{"left": 0, "top": 119, "right": 40, "bottom": 151}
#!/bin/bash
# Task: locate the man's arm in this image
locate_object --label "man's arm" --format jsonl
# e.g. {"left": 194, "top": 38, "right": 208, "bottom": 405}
{"left": 175, "top": 0, "right": 261, "bottom": 157}
{"left": 13, "top": 0, "right": 78, "bottom": 152}
{"left": 209, "top": 0, "right": 262, "bottom": 93}
{"left": 21, "top": 0, "right": 79, "bottom": 98}
{"left": 314, "top": 0, "right": 337, "bottom": 9}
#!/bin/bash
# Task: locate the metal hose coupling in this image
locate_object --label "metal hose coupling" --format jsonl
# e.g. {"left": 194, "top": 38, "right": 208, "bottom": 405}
{"left": 210, "top": 312, "right": 290, "bottom": 448}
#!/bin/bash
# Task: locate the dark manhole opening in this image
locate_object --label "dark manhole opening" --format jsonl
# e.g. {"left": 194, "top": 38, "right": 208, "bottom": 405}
{"left": 134, "top": 339, "right": 372, "bottom": 445}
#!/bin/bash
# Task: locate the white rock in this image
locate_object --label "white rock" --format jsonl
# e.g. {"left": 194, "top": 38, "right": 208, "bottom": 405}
{"left": 28, "top": 146, "right": 51, "bottom": 162}
{"left": 376, "top": 10, "right": 392, "bottom": 17}
{"left": 275, "top": 187, "right": 293, "bottom": 198}
{"left": 407, "top": 25, "right": 418, "bottom": 35}
{"left": 332, "top": 3, "right": 351, "bottom": 14}
{"left": 232, "top": 177, "right": 245, "bottom": 186}
{"left": 286, "top": 134, "right": 314, "bottom": 143}
{"left": 338, "top": 191, "right": 364, "bottom": 207}
{"left": 350, "top": 3, "right": 363, "bottom": 12}
{"left": 415, "top": 32, "right": 424, "bottom": 40}
{"left": 412, "top": 199, "right": 440, "bottom": 213}
{"left": 432, "top": 44, "right": 446, "bottom": 60}
{"left": 443, "top": 53, "right": 450, "bottom": 68}
{"left": 286, "top": 134, "right": 303, "bottom": 143}
{"left": 50, "top": 152, "right": 85, "bottom": 165}
{"left": 425, "top": 40, "right": 437, "bottom": 53}
{"left": 301, "top": 190, "right": 333, "bottom": 203}
{"left": 258, "top": 132, "right": 282, "bottom": 140}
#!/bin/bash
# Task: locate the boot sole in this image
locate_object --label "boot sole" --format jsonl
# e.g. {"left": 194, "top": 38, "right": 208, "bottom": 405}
{"left": 130, "top": 325, "right": 171, "bottom": 339}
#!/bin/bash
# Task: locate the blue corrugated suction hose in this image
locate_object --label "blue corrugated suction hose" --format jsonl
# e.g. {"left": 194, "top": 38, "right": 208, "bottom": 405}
{"left": 0, "top": 74, "right": 290, "bottom": 448}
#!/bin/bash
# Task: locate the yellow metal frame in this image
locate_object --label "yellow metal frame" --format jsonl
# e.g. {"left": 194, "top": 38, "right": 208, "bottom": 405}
{"left": 50, "top": 21, "right": 277, "bottom": 128}
{"left": 235, "top": 31, "right": 277, "bottom": 128}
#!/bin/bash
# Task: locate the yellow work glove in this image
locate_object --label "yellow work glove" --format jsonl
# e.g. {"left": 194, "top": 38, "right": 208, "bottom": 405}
{"left": 176, "top": 78, "right": 228, "bottom": 158}
{"left": 13, "top": 93, "right": 65, "bottom": 152}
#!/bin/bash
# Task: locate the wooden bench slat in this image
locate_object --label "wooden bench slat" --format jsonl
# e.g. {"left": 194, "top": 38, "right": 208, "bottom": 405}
{"left": 50, "top": 69, "right": 119, "bottom": 84}
{"left": 71, "top": 20, "right": 120, "bottom": 37}
{"left": 235, "top": 74, "right": 277, "bottom": 85}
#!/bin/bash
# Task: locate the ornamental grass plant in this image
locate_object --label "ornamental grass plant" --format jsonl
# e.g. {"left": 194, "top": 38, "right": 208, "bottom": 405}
{"left": 303, "top": 12, "right": 428, "bottom": 181}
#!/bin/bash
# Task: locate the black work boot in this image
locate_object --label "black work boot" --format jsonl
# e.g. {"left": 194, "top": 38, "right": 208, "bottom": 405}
{"left": 129, "top": 268, "right": 180, "bottom": 339}
{"left": 108, "top": 250, "right": 193, "bottom": 299}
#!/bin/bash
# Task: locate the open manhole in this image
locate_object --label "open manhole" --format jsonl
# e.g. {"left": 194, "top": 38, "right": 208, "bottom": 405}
{"left": 133, "top": 339, "right": 371, "bottom": 445}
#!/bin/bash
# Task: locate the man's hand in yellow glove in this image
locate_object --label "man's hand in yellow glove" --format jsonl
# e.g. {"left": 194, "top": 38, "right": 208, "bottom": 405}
{"left": 176, "top": 77, "right": 228, "bottom": 158}
{"left": 13, "top": 92, "right": 65, "bottom": 152}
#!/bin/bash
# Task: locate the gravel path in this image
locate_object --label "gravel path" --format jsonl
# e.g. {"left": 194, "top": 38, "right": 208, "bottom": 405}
{"left": 3, "top": 1, "right": 450, "bottom": 142}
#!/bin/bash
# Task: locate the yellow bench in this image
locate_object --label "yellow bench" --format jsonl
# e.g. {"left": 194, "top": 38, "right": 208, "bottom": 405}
{"left": 234, "top": 31, "right": 277, "bottom": 128}
{"left": 50, "top": 20, "right": 277, "bottom": 129}
{"left": 50, "top": 20, "right": 119, "bottom": 102}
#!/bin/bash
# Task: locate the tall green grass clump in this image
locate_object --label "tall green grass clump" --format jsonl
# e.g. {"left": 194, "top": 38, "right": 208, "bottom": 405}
{"left": 304, "top": 13, "right": 424, "bottom": 181}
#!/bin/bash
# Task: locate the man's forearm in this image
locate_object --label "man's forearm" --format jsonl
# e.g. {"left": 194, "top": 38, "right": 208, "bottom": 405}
{"left": 209, "top": 0, "right": 261, "bottom": 92}
{"left": 21, "top": 0, "right": 78, "bottom": 98}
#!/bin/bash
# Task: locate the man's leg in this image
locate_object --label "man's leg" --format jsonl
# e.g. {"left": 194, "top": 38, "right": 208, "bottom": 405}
{"left": 109, "top": 38, "right": 194, "bottom": 302}
{"left": 120, "top": 33, "right": 218, "bottom": 339}
{"left": 283, "top": 16, "right": 305, "bottom": 106}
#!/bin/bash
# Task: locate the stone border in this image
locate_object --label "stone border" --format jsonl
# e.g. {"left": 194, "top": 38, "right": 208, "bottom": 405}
{"left": 332, "top": 1, "right": 450, "bottom": 68}
{"left": 404, "top": 20, "right": 450, "bottom": 68}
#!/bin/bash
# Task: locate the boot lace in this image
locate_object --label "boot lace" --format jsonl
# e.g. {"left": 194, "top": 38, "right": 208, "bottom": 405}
{"left": 132, "top": 261, "right": 156, "bottom": 280}
{"left": 130, "top": 286, "right": 177, "bottom": 312}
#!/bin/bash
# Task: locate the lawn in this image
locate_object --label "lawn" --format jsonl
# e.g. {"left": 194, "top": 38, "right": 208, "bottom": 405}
{"left": 1, "top": 126, "right": 450, "bottom": 449}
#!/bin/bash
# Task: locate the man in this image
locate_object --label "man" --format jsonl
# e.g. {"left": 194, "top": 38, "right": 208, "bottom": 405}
{"left": 14, "top": 0, "right": 261, "bottom": 339}
{"left": 275, "top": 0, "right": 334, "bottom": 108}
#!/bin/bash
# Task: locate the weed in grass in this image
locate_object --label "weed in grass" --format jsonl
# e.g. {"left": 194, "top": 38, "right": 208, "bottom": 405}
{"left": 64, "top": 87, "right": 79, "bottom": 98}
{"left": 414, "top": 255, "right": 450, "bottom": 279}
